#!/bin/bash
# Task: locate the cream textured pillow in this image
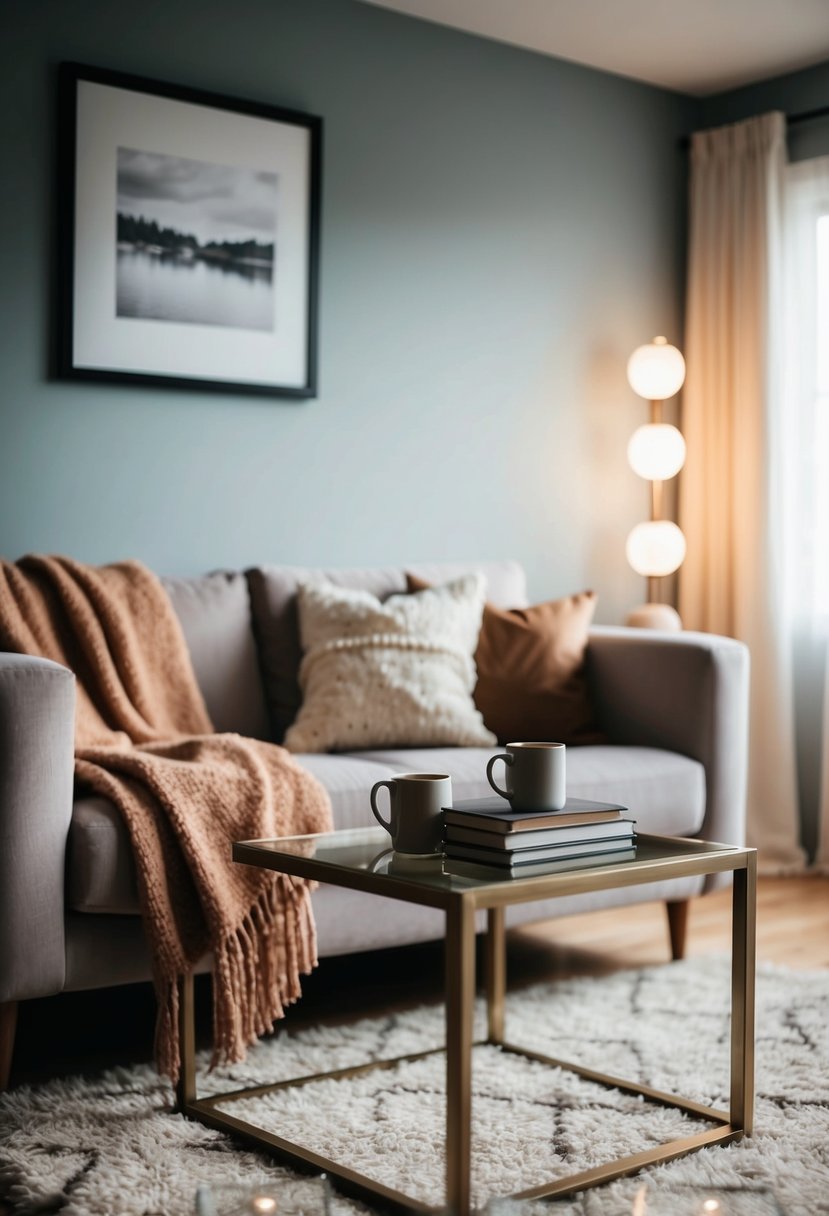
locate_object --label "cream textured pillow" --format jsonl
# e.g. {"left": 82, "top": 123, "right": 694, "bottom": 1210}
{"left": 283, "top": 574, "right": 497, "bottom": 753}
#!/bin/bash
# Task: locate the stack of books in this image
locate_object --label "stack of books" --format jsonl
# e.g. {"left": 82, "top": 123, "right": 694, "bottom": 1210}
{"left": 442, "top": 795, "right": 636, "bottom": 877}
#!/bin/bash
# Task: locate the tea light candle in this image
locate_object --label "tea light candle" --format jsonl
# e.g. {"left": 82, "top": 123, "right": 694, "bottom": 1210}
{"left": 701, "top": 1202, "right": 721, "bottom": 1214}
{"left": 250, "top": 1198, "right": 277, "bottom": 1215}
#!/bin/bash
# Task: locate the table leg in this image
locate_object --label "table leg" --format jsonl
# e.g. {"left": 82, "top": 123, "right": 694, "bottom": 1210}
{"left": 730, "top": 854, "right": 756, "bottom": 1134}
{"left": 176, "top": 972, "right": 196, "bottom": 1111}
{"left": 446, "top": 897, "right": 476, "bottom": 1216}
{"left": 485, "top": 906, "right": 506, "bottom": 1044}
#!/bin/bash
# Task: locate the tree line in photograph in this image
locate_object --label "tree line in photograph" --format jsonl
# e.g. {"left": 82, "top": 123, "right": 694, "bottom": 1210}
{"left": 117, "top": 213, "right": 274, "bottom": 266}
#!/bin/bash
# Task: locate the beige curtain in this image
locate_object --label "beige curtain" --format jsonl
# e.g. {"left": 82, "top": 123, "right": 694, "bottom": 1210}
{"left": 679, "top": 112, "right": 805, "bottom": 870}
{"left": 820, "top": 675, "right": 829, "bottom": 871}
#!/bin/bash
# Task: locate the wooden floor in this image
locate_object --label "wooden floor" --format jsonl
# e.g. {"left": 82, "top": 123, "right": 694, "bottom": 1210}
{"left": 516, "top": 873, "right": 829, "bottom": 975}
{"left": 7, "top": 875, "right": 829, "bottom": 1088}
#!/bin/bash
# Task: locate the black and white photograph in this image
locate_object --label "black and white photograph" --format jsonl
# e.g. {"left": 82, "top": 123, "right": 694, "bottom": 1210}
{"left": 116, "top": 148, "right": 278, "bottom": 332}
{"left": 58, "top": 63, "right": 321, "bottom": 396}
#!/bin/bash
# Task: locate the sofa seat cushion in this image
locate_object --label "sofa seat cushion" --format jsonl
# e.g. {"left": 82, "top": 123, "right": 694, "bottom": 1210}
{"left": 354, "top": 745, "right": 706, "bottom": 837}
{"left": 66, "top": 753, "right": 400, "bottom": 915}
{"left": 67, "top": 745, "right": 704, "bottom": 916}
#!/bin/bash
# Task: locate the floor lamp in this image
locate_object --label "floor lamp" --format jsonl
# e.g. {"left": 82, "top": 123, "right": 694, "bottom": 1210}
{"left": 624, "top": 337, "right": 687, "bottom": 630}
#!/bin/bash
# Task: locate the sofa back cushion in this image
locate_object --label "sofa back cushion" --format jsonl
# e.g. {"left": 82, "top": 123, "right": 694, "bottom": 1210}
{"left": 247, "top": 560, "right": 528, "bottom": 743}
{"left": 161, "top": 572, "right": 270, "bottom": 739}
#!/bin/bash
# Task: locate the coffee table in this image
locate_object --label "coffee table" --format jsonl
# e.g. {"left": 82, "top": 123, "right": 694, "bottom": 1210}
{"left": 176, "top": 829, "right": 756, "bottom": 1216}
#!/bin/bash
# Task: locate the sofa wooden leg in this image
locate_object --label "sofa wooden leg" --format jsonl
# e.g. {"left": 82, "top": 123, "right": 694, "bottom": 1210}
{"left": 0, "top": 1001, "right": 18, "bottom": 1090}
{"left": 666, "top": 900, "right": 689, "bottom": 960}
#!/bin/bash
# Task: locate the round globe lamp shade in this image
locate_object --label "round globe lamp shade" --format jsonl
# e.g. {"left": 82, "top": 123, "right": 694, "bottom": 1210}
{"left": 627, "top": 423, "right": 687, "bottom": 480}
{"left": 626, "top": 520, "right": 687, "bottom": 577}
{"left": 627, "top": 337, "right": 686, "bottom": 401}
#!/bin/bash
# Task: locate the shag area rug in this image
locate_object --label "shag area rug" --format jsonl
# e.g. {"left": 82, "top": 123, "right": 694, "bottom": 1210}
{"left": 1, "top": 957, "right": 827, "bottom": 1216}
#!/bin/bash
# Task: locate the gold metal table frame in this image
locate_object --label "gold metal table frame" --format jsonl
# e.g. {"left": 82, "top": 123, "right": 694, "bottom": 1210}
{"left": 177, "top": 832, "right": 756, "bottom": 1216}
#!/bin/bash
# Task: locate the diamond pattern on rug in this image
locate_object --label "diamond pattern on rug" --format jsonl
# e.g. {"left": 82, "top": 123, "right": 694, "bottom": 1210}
{"left": 1, "top": 957, "right": 827, "bottom": 1216}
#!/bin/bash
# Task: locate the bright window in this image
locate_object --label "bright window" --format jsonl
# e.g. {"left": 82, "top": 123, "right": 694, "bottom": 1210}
{"left": 784, "top": 160, "right": 829, "bottom": 630}
{"left": 816, "top": 215, "right": 829, "bottom": 618}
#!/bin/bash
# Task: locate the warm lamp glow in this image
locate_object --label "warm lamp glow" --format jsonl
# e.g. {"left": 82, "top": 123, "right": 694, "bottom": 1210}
{"left": 627, "top": 423, "right": 686, "bottom": 480}
{"left": 626, "top": 520, "right": 687, "bottom": 577}
{"left": 627, "top": 336, "right": 686, "bottom": 401}
{"left": 624, "top": 336, "right": 687, "bottom": 626}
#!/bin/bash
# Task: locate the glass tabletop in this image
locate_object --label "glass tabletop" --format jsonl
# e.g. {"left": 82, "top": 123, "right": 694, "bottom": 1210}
{"left": 234, "top": 827, "right": 748, "bottom": 900}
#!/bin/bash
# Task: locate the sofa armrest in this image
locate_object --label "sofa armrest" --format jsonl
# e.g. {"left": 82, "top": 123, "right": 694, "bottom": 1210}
{"left": 0, "top": 654, "right": 75, "bottom": 1002}
{"left": 587, "top": 627, "right": 750, "bottom": 888}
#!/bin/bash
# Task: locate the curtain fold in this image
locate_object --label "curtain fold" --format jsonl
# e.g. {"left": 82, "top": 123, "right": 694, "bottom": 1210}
{"left": 679, "top": 112, "right": 805, "bottom": 870}
{"left": 820, "top": 672, "right": 829, "bottom": 870}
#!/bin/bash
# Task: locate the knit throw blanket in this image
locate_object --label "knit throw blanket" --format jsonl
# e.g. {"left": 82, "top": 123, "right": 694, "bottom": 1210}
{"left": 0, "top": 556, "right": 332, "bottom": 1080}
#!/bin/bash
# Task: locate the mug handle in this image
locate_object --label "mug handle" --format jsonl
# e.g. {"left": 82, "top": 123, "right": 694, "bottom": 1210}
{"left": 486, "top": 753, "right": 513, "bottom": 799}
{"left": 370, "top": 780, "right": 395, "bottom": 833}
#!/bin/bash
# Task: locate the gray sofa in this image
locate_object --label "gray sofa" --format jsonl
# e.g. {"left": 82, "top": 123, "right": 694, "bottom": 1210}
{"left": 0, "top": 559, "right": 750, "bottom": 1085}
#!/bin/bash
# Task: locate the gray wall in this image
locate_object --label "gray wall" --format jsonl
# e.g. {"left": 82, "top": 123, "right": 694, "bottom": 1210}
{"left": 0, "top": 0, "right": 697, "bottom": 623}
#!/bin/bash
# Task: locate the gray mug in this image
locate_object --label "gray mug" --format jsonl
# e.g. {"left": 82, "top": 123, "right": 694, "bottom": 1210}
{"left": 370, "top": 773, "right": 452, "bottom": 855}
{"left": 486, "top": 742, "right": 566, "bottom": 811}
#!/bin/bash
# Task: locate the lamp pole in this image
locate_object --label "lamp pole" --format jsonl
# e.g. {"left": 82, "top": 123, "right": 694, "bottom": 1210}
{"left": 649, "top": 396, "right": 663, "bottom": 598}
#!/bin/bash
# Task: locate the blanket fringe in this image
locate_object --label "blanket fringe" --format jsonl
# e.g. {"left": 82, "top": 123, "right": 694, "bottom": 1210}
{"left": 155, "top": 874, "right": 318, "bottom": 1083}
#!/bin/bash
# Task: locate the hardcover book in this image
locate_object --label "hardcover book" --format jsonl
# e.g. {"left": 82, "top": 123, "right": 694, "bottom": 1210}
{"left": 442, "top": 795, "right": 627, "bottom": 834}
{"left": 444, "top": 818, "right": 636, "bottom": 852}
{"left": 443, "top": 845, "right": 637, "bottom": 879}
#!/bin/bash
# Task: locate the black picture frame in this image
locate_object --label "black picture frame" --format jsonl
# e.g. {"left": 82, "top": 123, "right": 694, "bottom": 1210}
{"left": 57, "top": 63, "right": 321, "bottom": 398}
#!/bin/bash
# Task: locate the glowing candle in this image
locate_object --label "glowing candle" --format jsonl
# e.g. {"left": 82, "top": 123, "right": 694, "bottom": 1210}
{"left": 701, "top": 1202, "right": 721, "bottom": 1214}
{"left": 250, "top": 1198, "right": 278, "bottom": 1215}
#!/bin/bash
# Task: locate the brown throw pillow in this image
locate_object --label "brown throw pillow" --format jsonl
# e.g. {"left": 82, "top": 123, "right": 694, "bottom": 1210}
{"left": 407, "top": 575, "right": 603, "bottom": 745}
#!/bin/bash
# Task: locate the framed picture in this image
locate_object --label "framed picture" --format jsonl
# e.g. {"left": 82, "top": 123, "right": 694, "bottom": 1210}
{"left": 57, "top": 63, "right": 321, "bottom": 397}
